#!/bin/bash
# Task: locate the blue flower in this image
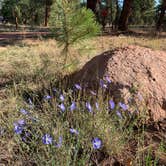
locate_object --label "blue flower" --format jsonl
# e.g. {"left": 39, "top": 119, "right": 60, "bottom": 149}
{"left": 70, "top": 102, "right": 76, "bottom": 111}
{"left": 60, "top": 94, "right": 65, "bottom": 101}
{"left": 58, "top": 103, "right": 65, "bottom": 112}
{"left": 17, "top": 119, "right": 25, "bottom": 126}
{"left": 92, "top": 137, "right": 102, "bottom": 149}
{"left": 53, "top": 88, "right": 59, "bottom": 95}
{"left": 95, "top": 102, "right": 99, "bottom": 110}
{"left": 116, "top": 110, "right": 123, "bottom": 119}
{"left": 13, "top": 119, "right": 25, "bottom": 134}
{"left": 109, "top": 100, "right": 115, "bottom": 110}
{"left": 42, "top": 134, "right": 53, "bottom": 145}
{"left": 28, "top": 98, "right": 34, "bottom": 109}
{"left": 28, "top": 98, "right": 33, "bottom": 105}
{"left": 53, "top": 88, "right": 58, "bottom": 93}
{"left": 105, "top": 76, "right": 111, "bottom": 83}
{"left": 74, "top": 84, "right": 82, "bottom": 90}
{"left": 100, "top": 79, "right": 107, "bottom": 88}
{"left": 86, "top": 102, "right": 93, "bottom": 113}
{"left": 14, "top": 125, "right": 24, "bottom": 134}
{"left": 44, "top": 95, "right": 52, "bottom": 100}
{"left": 20, "top": 108, "right": 28, "bottom": 115}
{"left": 55, "top": 136, "right": 63, "bottom": 148}
{"left": 119, "top": 102, "right": 128, "bottom": 111}
{"left": 70, "top": 128, "right": 79, "bottom": 135}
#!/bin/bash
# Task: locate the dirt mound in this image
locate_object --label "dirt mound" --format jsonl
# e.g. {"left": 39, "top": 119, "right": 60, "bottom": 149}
{"left": 73, "top": 45, "right": 166, "bottom": 121}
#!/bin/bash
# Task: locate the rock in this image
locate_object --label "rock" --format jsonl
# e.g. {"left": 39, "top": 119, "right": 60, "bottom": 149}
{"left": 72, "top": 45, "right": 166, "bottom": 121}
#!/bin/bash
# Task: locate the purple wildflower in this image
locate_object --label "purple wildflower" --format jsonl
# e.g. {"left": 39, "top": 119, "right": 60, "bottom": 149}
{"left": 119, "top": 102, "right": 128, "bottom": 111}
{"left": 105, "top": 76, "right": 111, "bottom": 83}
{"left": 70, "top": 128, "right": 79, "bottom": 135}
{"left": 92, "top": 137, "right": 102, "bottom": 149}
{"left": 58, "top": 103, "right": 65, "bottom": 112}
{"left": 100, "top": 79, "right": 107, "bottom": 88}
{"left": 28, "top": 98, "right": 34, "bottom": 109}
{"left": 55, "top": 136, "right": 63, "bottom": 148}
{"left": 53, "top": 88, "right": 58, "bottom": 93}
{"left": 74, "top": 84, "right": 82, "bottom": 90}
{"left": 86, "top": 102, "right": 93, "bottom": 113}
{"left": 109, "top": 100, "right": 115, "bottom": 110}
{"left": 14, "top": 125, "right": 24, "bottom": 134}
{"left": 17, "top": 119, "right": 25, "bottom": 126}
{"left": 28, "top": 98, "right": 33, "bottom": 105}
{"left": 20, "top": 108, "right": 28, "bottom": 115}
{"left": 44, "top": 95, "right": 52, "bottom": 100}
{"left": 60, "top": 94, "right": 65, "bottom": 101}
{"left": 95, "top": 102, "right": 99, "bottom": 110}
{"left": 42, "top": 134, "right": 53, "bottom": 145}
{"left": 116, "top": 111, "right": 123, "bottom": 119}
{"left": 70, "top": 102, "right": 76, "bottom": 111}
{"left": 13, "top": 119, "right": 25, "bottom": 134}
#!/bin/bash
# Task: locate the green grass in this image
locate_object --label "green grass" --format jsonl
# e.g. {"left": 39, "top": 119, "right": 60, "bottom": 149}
{"left": 0, "top": 36, "right": 166, "bottom": 165}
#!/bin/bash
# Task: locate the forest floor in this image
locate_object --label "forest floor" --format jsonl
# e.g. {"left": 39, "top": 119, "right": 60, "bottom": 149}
{"left": 0, "top": 23, "right": 166, "bottom": 47}
{"left": 0, "top": 25, "right": 166, "bottom": 165}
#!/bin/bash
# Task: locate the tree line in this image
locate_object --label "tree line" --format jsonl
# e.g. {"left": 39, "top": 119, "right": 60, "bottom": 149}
{"left": 87, "top": 0, "right": 166, "bottom": 31}
{"left": 0, "top": 0, "right": 53, "bottom": 28}
{"left": 0, "top": 0, "right": 165, "bottom": 31}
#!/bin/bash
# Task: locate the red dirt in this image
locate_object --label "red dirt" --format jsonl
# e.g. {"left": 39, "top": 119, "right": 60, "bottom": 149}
{"left": 72, "top": 45, "right": 166, "bottom": 121}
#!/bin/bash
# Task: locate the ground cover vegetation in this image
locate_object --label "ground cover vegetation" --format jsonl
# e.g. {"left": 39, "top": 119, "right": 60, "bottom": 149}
{"left": 0, "top": 0, "right": 166, "bottom": 165}
{"left": 0, "top": 37, "right": 165, "bottom": 165}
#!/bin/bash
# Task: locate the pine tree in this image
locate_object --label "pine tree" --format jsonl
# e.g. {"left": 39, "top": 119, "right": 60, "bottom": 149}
{"left": 49, "top": 0, "right": 101, "bottom": 63}
{"left": 1, "top": 0, "right": 45, "bottom": 26}
{"left": 130, "top": 0, "right": 155, "bottom": 25}
{"left": 1, "top": 0, "right": 21, "bottom": 29}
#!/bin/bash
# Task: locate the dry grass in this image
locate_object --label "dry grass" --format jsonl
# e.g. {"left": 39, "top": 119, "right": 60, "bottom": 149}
{"left": 0, "top": 35, "right": 165, "bottom": 165}
{"left": 0, "top": 35, "right": 164, "bottom": 123}
{"left": 0, "top": 35, "right": 165, "bottom": 95}
{"left": 0, "top": 35, "right": 165, "bottom": 94}
{"left": 1, "top": 35, "right": 166, "bottom": 74}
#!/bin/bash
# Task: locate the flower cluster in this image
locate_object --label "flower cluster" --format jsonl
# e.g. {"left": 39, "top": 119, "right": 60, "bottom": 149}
{"left": 14, "top": 119, "right": 26, "bottom": 134}
{"left": 13, "top": 78, "right": 134, "bottom": 152}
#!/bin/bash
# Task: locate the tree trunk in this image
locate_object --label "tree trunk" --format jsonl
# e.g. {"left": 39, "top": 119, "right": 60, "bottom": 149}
{"left": 114, "top": 0, "right": 120, "bottom": 29}
{"left": 106, "top": 0, "right": 112, "bottom": 27}
{"left": 44, "top": 0, "right": 52, "bottom": 27}
{"left": 118, "top": 0, "right": 132, "bottom": 31}
{"left": 15, "top": 16, "right": 18, "bottom": 30}
{"left": 156, "top": 0, "right": 166, "bottom": 31}
{"left": 13, "top": 9, "right": 18, "bottom": 30}
{"left": 87, "top": 0, "right": 97, "bottom": 13}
